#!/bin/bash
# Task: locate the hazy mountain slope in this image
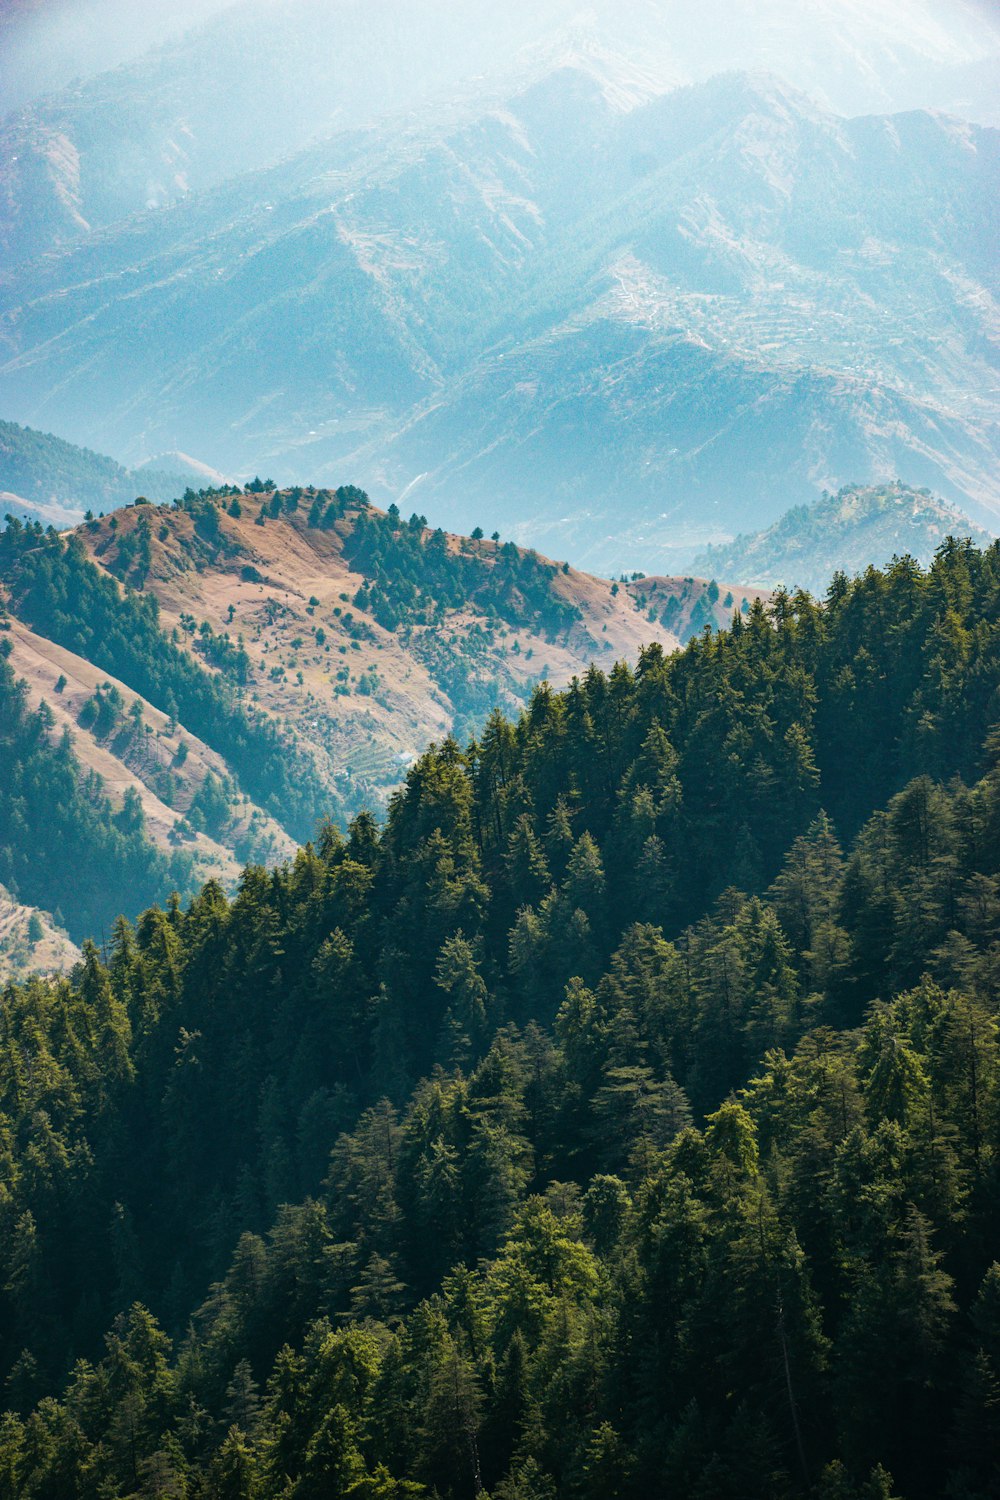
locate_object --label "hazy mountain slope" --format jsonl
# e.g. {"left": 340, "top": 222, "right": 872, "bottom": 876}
{"left": 0, "top": 0, "right": 236, "bottom": 111}
{"left": 692, "top": 481, "right": 997, "bottom": 591}
{"left": 0, "top": 62, "right": 641, "bottom": 459}
{"left": 0, "top": 493, "right": 82, "bottom": 530}
{"left": 0, "top": 0, "right": 598, "bottom": 264}
{"left": 1, "top": 0, "right": 996, "bottom": 262}
{"left": 351, "top": 300, "right": 1000, "bottom": 574}
{"left": 0, "top": 418, "right": 191, "bottom": 520}
{"left": 4, "top": 69, "right": 994, "bottom": 567}
{"left": 134, "top": 450, "right": 230, "bottom": 487}
{"left": 338, "top": 77, "right": 1000, "bottom": 565}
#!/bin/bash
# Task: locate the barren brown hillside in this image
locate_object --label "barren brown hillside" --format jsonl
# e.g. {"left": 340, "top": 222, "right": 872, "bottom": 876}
{"left": 4, "top": 614, "right": 295, "bottom": 887}
{"left": 75, "top": 490, "right": 758, "bottom": 814}
{"left": 0, "top": 884, "right": 80, "bottom": 981}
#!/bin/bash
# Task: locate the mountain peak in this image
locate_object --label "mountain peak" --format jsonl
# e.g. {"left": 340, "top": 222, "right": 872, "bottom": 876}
{"left": 512, "top": 29, "right": 680, "bottom": 113}
{"left": 692, "top": 480, "right": 997, "bottom": 591}
{"left": 135, "top": 451, "right": 231, "bottom": 486}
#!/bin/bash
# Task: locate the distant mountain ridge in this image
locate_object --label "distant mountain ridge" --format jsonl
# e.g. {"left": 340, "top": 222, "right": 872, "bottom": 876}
{"left": 692, "top": 481, "right": 996, "bottom": 592}
{"left": 0, "top": 419, "right": 194, "bottom": 523}
{"left": 1, "top": 68, "right": 997, "bottom": 570}
{"left": 1, "top": 0, "right": 996, "bottom": 260}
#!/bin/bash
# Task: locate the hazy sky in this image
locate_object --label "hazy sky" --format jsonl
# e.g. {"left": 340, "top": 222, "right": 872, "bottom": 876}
{"left": 2, "top": 0, "right": 998, "bottom": 120}
{"left": 0, "top": 0, "right": 240, "bottom": 110}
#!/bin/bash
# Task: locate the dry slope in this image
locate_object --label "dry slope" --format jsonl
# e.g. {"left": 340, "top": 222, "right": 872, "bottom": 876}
{"left": 74, "top": 488, "right": 765, "bottom": 812}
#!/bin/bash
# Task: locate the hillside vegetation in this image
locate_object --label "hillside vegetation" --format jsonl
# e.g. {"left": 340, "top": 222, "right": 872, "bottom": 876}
{"left": 693, "top": 482, "right": 996, "bottom": 592}
{"left": 66, "top": 484, "right": 710, "bottom": 793}
{"left": 0, "top": 538, "right": 998, "bottom": 1497}
{"left": 0, "top": 419, "right": 190, "bottom": 522}
{"left": 0, "top": 635, "right": 193, "bottom": 942}
{"left": 0, "top": 488, "right": 724, "bottom": 961}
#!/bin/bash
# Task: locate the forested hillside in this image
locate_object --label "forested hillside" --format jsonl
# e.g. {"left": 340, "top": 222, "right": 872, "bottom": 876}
{"left": 0, "top": 420, "right": 189, "bottom": 520}
{"left": 0, "top": 490, "right": 705, "bottom": 961}
{"left": 0, "top": 638, "right": 189, "bottom": 941}
{"left": 693, "top": 482, "right": 995, "bottom": 593}
{"left": 1, "top": 538, "right": 998, "bottom": 1497}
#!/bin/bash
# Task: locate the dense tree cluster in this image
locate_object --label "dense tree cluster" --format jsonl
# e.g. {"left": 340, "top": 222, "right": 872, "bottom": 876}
{"left": 344, "top": 505, "right": 582, "bottom": 638}
{"left": 413, "top": 627, "right": 538, "bottom": 747}
{"left": 0, "top": 540, "right": 999, "bottom": 1497}
{"left": 192, "top": 623, "right": 252, "bottom": 686}
{"left": 0, "top": 519, "right": 340, "bottom": 842}
{"left": 0, "top": 639, "right": 190, "bottom": 940}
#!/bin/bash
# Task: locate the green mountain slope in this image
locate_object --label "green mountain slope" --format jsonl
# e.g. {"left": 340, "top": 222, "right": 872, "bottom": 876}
{"left": 0, "top": 418, "right": 191, "bottom": 521}
{"left": 0, "top": 538, "right": 998, "bottom": 1498}
{"left": 692, "top": 481, "right": 997, "bottom": 592}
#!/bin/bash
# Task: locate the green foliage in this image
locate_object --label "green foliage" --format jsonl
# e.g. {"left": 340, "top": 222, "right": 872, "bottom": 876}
{"left": 0, "top": 541, "right": 999, "bottom": 1497}
{"left": 0, "top": 519, "right": 340, "bottom": 841}
{"left": 344, "top": 507, "right": 581, "bottom": 638}
{"left": 0, "top": 649, "right": 187, "bottom": 939}
{"left": 0, "top": 419, "right": 189, "bottom": 514}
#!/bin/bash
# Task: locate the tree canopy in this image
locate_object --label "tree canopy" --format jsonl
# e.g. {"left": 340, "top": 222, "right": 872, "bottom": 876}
{"left": 1, "top": 538, "right": 999, "bottom": 1497}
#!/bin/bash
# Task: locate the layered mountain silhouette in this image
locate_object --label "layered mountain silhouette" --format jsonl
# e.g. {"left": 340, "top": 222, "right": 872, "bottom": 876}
{"left": 2, "top": 60, "right": 997, "bottom": 571}
{"left": 2, "top": 0, "right": 997, "bottom": 257}
{"left": 0, "top": 418, "right": 195, "bottom": 524}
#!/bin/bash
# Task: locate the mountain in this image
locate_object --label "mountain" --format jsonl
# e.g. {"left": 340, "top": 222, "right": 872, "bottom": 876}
{"left": 134, "top": 450, "right": 231, "bottom": 487}
{"left": 0, "top": 484, "right": 742, "bottom": 965}
{"left": 2, "top": 69, "right": 997, "bottom": 570}
{"left": 1, "top": 0, "right": 996, "bottom": 262}
{"left": 0, "top": 0, "right": 236, "bottom": 112}
{"left": 692, "top": 480, "right": 998, "bottom": 591}
{"left": 0, "top": 418, "right": 194, "bottom": 522}
{"left": 0, "top": 537, "right": 998, "bottom": 1498}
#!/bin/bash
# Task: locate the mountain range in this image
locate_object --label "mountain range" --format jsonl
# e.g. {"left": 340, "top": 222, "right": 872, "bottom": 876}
{"left": 3, "top": 9, "right": 1000, "bottom": 1484}
{"left": 1, "top": 10, "right": 998, "bottom": 572}
{"left": 3, "top": 1, "right": 998, "bottom": 252}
